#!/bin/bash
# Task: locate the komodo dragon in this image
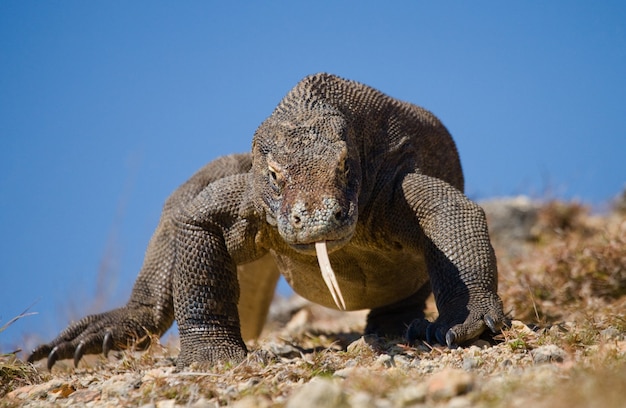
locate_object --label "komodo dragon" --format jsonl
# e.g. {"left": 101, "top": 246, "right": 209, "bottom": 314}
{"left": 29, "top": 73, "right": 507, "bottom": 370}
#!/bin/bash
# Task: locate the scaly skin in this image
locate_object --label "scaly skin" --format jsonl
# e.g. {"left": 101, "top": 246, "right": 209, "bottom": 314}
{"left": 29, "top": 73, "right": 506, "bottom": 370}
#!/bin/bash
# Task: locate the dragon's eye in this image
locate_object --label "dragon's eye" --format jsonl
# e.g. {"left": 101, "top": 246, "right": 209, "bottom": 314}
{"left": 267, "top": 163, "right": 282, "bottom": 193}
{"left": 269, "top": 167, "right": 278, "bottom": 181}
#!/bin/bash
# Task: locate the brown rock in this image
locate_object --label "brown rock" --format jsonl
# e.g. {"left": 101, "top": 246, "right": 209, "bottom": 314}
{"left": 427, "top": 369, "right": 474, "bottom": 401}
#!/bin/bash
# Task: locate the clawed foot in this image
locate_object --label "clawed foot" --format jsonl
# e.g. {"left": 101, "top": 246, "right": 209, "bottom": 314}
{"left": 176, "top": 327, "right": 248, "bottom": 370}
{"left": 31, "top": 331, "right": 121, "bottom": 370}
{"left": 27, "top": 306, "right": 158, "bottom": 369}
{"left": 406, "top": 298, "right": 509, "bottom": 347}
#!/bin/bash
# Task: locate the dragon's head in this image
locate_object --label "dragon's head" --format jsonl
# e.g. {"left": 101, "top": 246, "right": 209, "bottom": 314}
{"left": 252, "top": 110, "right": 360, "bottom": 255}
{"left": 253, "top": 107, "right": 362, "bottom": 310}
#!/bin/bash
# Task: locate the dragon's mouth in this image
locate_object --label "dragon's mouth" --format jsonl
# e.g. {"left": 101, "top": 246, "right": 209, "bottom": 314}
{"left": 315, "top": 241, "right": 346, "bottom": 310}
{"left": 288, "top": 236, "right": 349, "bottom": 255}
{"left": 287, "top": 238, "right": 349, "bottom": 311}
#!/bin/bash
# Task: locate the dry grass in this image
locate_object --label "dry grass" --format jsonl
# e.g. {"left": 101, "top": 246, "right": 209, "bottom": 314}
{"left": 0, "top": 308, "right": 46, "bottom": 399}
{"left": 498, "top": 200, "right": 625, "bottom": 326}
{"left": 3, "top": 195, "right": 625, "bottom": 407}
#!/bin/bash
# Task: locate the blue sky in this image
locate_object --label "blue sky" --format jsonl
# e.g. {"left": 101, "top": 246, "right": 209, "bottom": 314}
{"left": 1, "top": 2, "right": 625, "bottom": 354}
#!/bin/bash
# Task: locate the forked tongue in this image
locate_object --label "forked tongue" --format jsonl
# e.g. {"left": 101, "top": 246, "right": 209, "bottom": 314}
{"left": 315, "top": 241, "right": 346, "bottom": 310}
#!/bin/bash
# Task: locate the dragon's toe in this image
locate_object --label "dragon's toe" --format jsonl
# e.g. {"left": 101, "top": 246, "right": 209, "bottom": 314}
{"left": 103, "top": 331, "right": 113, "bottom": 357}
{"left": 73, "top": 341, "right": 86, "bottom": 367}
{"left": 47, "top": 346, "right": 60, "bottom": 370}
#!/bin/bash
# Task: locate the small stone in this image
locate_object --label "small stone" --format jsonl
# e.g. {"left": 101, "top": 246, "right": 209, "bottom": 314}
{"left": 451, "top": 347, "right": 465, "bottom": 356}
{"left": 190, "top": 397, "right": 219, "bottom": 408}
{"left": 246, "top": 349, "right": 278, "bottom": 365}
{"left": 5, "top": 384, "right": 33, "bottom": 400}
{"left": 156, "top": 400, "right": 176, "bottom": 408}
{"left": 462, "top": 356, "right": 480, "bottom": 370}
{"left": 467, "top": 345, "right": 481, "bottom": 355}
{"left": 26, "top": 380, "right": 65, "bottom": 399}
{"left": 531, "top": 345, "right": 567, "bottom": 364}
{"left": 232, "top": 395, "right": 270, "bottom": 408}
{"left": 448, "top": 395, "right": 472, "bottom": 408}
{"left": 426, "top": 369, "right": 474, "bottom": 401}
{"left": 101, "top": 373, "right": 142, "bottom": 398}
{"left": 391, "top": 383, "right": 427, "bottom": 406}
{"left": 67, "top": 389, "right": 101, "bottom": 404}
{"left": 224, "top": 384, "right": 239, "bottom": 399}
{"left": 267, "top": 343, "right": 302, "bottom": 359}
{"left": 333, "top": 366, "right": 357, "bottom": 378}
{"left": 375, "top": 354, "right": 394, "bottom": 368}
{"left": 348, "top": 391, "right": 377, "bottom": 408}
{"left": 142, "top": 367, "right": 171, "bottom": 382}
{"left": 421, "top": 362, "right": 436, "bottom": 374}
{"left": 409, "top": 358, "right": 423, "bottom": 369}
{"left": 394, "top": 355, "right": 412, "bottom": 367}
{"left": 471, "top": 339, "right": 491, "bottom": 348}
{"left": 50, "top": 382, "right": 75, "bottom": 398}
{"left": 346, "top": 335, "right": 378, "bottom": 354}
{"left": 511, "top": 320, "right": 535, "bottom": 336}
{"left": 600, "top": 326, "right": 622, "bottom": 340}
{"left": 285, "top": 377, "right": 348, "bottom": 408}
{"left": 344, "top": 358, "right": 358, "bottom": 368}
{"left": 239, "top": 377, "right": 262, "bottom": 391}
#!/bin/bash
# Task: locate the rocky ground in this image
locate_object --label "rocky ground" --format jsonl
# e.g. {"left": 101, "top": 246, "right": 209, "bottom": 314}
{"left": 2, "top": 193, "right": 625, "bottom": 407}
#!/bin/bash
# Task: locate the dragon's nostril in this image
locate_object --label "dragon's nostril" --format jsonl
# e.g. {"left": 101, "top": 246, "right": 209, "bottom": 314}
{"left": 334, "top": 209, "right": 343, "bottom": 221}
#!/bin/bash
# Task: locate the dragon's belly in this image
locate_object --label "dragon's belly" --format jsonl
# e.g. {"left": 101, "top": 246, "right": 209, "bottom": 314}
{"left": 272, "top": 245, "right": 429, "bottom": 310}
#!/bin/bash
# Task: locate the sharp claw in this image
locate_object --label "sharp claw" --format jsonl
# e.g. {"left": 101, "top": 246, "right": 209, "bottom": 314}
{"left": 406, "top": 319, "right": 429, "bottom": 343}
{"left": 27, "top": 350, "right": 36, "bottom": 364}
{"left": 103, "top": 331, "right": 113, "bottom": 357}
{"left": 445, "top": 329, "right": 458, "bottom": 348}
{"left": 47, "top": 346, "right": 59, "bottom": 370}
{"left": 435, "top": 327, "right": 447, "bottom": 346}
{"left": 485, "top": 315, "right": 498, "bottom": 333}
{"left": 425, "top": 323, "right": 436, "bottom": 344}
{"left": 74, "top": 341, "right": 85, "bottom": 367}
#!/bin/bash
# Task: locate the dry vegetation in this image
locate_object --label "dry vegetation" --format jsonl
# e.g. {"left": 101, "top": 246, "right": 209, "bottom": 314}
{"left": 2, "top": 194, "right": 625, "bottom": 407}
